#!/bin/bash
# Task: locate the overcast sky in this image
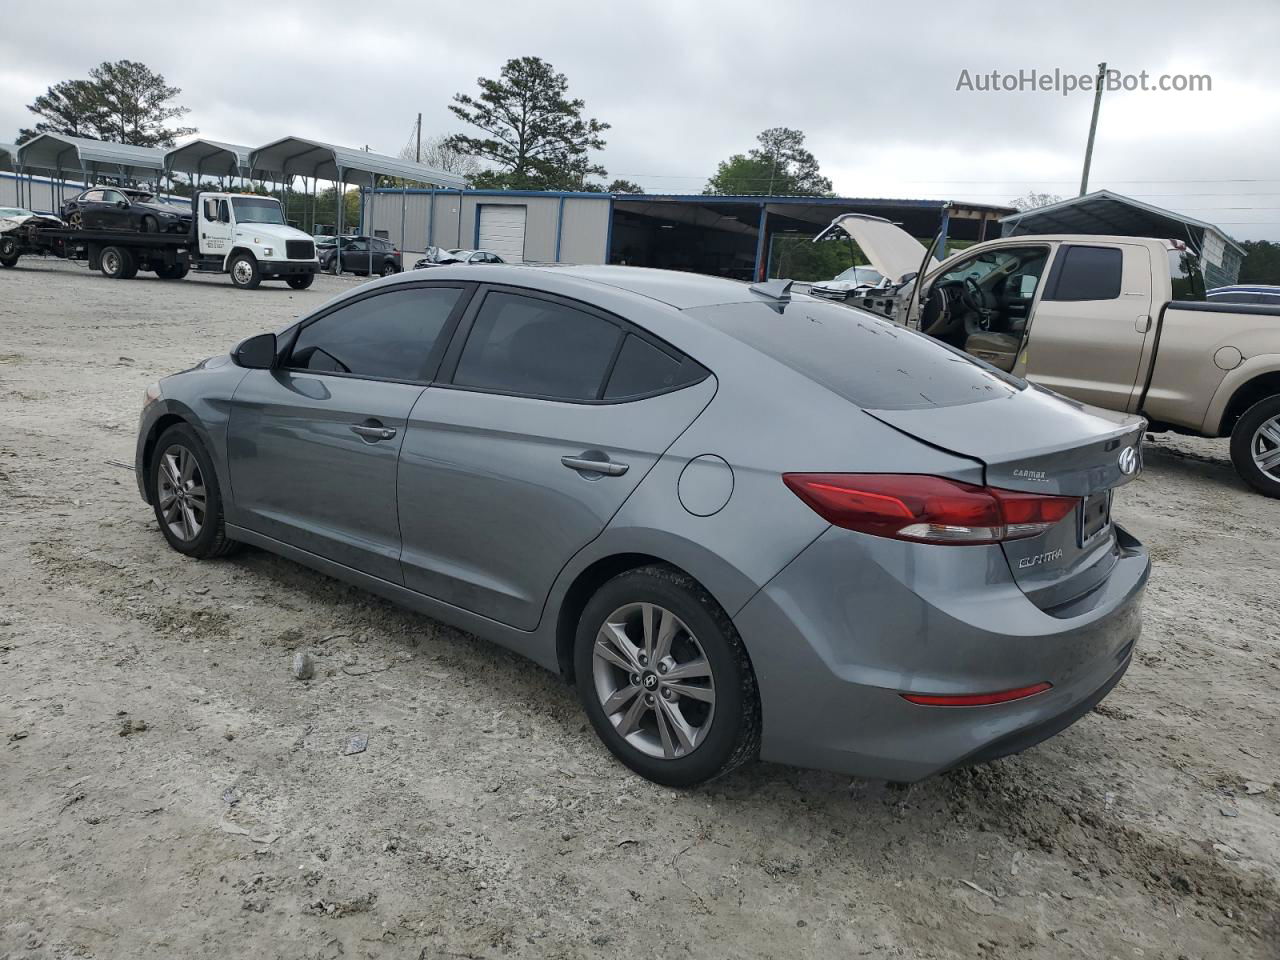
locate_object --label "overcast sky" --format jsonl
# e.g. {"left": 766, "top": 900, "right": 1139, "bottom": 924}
{"left": 4, "top": 0, "right": 1279, "bottom": 239}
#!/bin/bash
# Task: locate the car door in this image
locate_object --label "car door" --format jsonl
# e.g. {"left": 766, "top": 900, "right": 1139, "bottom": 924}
{"left": 1020, "top": 242, "right": 1154, "bottom": 411}
{"left": 225, "top": 283, "right": 472, "bottom": 582}
{"left": 99, "top": 189, "right": 129, "bottom": 229}
{"left": 75, "top": 189, "right": 107, "bottom": 227}
{"left": 397, "top": 286, "right": 715, "bottom": 630}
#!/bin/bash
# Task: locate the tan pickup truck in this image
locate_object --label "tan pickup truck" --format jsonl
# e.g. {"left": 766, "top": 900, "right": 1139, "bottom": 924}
{"left": 820, "top": 215, "right": 1280, "bottom": 497}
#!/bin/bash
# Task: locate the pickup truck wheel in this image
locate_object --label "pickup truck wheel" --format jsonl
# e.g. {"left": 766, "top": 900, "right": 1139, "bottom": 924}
{"left": 229, "top": 253, "right": 261, "bottom": 290}
{"left": 1230, "top": 396, "right": 1280, "bottom": 498}
{"left": 100, "top": 245, "right": 136, "bottom": 280}
{"left": 286, "top": 274, "right": 315, "bottom": 290}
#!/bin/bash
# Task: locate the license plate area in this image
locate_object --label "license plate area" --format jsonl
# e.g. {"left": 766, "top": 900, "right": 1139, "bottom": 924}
{"left": 1079, "top": 490, "right": 1113, "bottom": 547}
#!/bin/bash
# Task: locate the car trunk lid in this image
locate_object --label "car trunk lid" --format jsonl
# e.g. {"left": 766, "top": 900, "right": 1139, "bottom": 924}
{"left": 865, "top": 384, "right": 1146, "bottom": 612}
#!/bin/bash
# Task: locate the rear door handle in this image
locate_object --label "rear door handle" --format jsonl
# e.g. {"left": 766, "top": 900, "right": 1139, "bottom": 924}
{"left": 561, "top": 455, "right": 629, "bottom": 477}
{"left": 351, "top": 424, "right": 397, "bottom": 442}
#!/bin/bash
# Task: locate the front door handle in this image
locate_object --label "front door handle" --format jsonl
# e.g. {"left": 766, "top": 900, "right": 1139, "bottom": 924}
{"left": 561, "top": 454, "right": 629, "bottom": 477}
{"left": 350, "top": 423, "right": 397, "bottom": 442}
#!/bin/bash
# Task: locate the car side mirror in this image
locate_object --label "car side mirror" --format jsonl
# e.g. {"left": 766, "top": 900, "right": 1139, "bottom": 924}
{"left": 232, "top": 333, "right": 277, "bottom": 369}
{"left": 116, "top": 200, "right": 128, "bottom": 209}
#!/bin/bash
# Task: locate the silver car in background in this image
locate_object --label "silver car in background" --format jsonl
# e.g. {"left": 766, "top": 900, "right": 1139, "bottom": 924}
{"left": 135, "top": 265, "right": 1150, "bottom": 786}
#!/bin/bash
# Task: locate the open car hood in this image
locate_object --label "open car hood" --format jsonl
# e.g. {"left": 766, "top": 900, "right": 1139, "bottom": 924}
{"left": 814, "top": 213, "right": 938, "bottom": 283}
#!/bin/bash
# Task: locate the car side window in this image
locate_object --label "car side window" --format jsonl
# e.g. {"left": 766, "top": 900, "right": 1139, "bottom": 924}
{"left": 1044, "top": 245, "right": 1123, "bottom": 301}
{"left": 452, "top": 291, "right": 622, "bottom": 401}
{"left": 102, "top": 190, "right": 126, "bottom": 204}
{"left": 287, "top": 286, "right": 463, "bottom": 381}
{"left": 604, "top": 334, "right": 704, "bottom": 400}
{"left": 82, "top": 190, "right": 105, "bottom": 202}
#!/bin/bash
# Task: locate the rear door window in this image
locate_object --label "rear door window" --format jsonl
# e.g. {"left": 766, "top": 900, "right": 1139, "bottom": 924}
{"left": 287, "top": 286, "right": 463, "bottom": 381}
{"left": 1044, "top": 245, "right": 1123, "bottom": 301}
{"left": 451, "top": 291, "right": 622, "bottom": 401}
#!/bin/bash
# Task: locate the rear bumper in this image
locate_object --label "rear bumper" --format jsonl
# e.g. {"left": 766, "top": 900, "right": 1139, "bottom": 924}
{"left": 259, "top": 260, "right": 318, "bottom": 278}
{"left": 735, "top": 524, "right": 1150, "bottom": 781}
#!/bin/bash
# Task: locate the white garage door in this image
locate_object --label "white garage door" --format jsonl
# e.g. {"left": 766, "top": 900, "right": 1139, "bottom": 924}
{"left": 477, "top": 204, "right": 527, "bottom": 263}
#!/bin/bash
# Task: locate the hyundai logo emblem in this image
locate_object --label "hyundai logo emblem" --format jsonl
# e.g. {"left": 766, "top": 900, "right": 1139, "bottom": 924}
{"left": 1118, "top": 446, "right": 1138, "bottom": 476}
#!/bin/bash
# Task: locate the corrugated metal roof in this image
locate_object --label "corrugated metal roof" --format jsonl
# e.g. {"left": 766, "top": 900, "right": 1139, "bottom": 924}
{"left": 16, "top": 133, "right": 166, "bottom": 177}
{"left": 248, "top": 136, "right": 467, "bottom": 188}
{"left": 164, "top": 138, "right": 251, "bottom": 176}
{"left": 1001, "top": 189, "right": 1245, "bottom": 256}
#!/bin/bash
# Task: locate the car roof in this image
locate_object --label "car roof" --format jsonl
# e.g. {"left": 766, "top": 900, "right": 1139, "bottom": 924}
{"left": 369, "top": 262, "right": 769, "bottom": 310}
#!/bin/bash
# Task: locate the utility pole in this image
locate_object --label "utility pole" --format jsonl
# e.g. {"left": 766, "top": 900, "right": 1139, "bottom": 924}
{"left": 1079, "top": 61, "right": 1107, "bottom": 197}
{"left": 415, "top": 113, "right": 422, "bottom": 164}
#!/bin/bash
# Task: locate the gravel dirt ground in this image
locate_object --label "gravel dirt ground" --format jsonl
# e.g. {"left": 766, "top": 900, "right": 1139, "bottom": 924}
{"left": 1, "top": 258, "right": 1278, "bottom": 960}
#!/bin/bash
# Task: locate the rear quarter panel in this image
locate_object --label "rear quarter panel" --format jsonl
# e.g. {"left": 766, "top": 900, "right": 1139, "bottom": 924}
{"left": 1144, "top": 305, "right": 1280, "bottom": 432}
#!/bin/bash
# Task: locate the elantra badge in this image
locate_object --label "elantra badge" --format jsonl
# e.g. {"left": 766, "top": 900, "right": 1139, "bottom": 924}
{"left": 1118, "top": 446, "right": 1138, "bottom": 476}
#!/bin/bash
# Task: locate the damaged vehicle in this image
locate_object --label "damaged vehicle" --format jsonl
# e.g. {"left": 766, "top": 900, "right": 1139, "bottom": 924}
{"left": 0, "top": 207, "right": 63, "bottom": 267}
{"left": 60, "top": 185, "right": 193, "bottom": 234}
{"left": 808, "top": 264, "right": 886, "bottom": 301}
{"left": 135, "top": 264, "right": 1149, "bottom": 786}
{"left": 819, "top": 214, "right": 1280, "bottom": 498}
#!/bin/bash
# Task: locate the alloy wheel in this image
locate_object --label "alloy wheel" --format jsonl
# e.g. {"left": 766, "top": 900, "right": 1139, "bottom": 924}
{"left": 156, "top": 444, "right": 207, "bottom": 541}
{"left": 1251, "top": 416, "right": 1280, "bottom": 479}
{"left": 591, "top": 602, "right": 716, "bottom": 760}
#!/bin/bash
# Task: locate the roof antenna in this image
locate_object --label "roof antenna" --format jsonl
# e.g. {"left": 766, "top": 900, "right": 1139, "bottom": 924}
{"left": 749, "top": 278, "right": 793, "bottom": 301}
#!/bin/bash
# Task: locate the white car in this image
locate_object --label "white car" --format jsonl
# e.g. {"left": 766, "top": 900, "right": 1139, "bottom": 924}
{"left": 808, "top": 265, "right": 886, "bottom": 300}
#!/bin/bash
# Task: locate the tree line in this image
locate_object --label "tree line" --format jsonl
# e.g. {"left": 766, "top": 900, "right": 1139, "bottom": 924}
{"left": 14, "top": 57, "right": 1280, "bottom": 283}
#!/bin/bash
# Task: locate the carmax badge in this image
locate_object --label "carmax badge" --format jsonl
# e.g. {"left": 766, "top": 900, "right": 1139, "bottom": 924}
{"left": 1118, "top": 446, "right": 1138, "bottom": 476}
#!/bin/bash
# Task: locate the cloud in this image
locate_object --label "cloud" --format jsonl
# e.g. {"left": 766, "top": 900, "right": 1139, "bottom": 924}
{"left": 3, "top": 0, "right": 1278, "bottom": 239}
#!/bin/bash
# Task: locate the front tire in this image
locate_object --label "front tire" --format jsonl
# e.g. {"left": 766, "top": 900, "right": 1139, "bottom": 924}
{"left": 287, "top": 273, "right": 315, "bottom": 290}
{"left": 1230, "top": 395, "right": 1280, "bottom": 497}
{"left": 228, "top": 253, "right": 261, "bottom": 290}
{"left": 141, "top": 215, "right": 158, "bottom": 233}
{"left": 574, "top": 565, "right": 760, "bottom": 787}
{"left": 149, "top": 424, "right": 239, "bottom": 559}
{"left": 0, "top": 235, "right": 18, "bottom": 267}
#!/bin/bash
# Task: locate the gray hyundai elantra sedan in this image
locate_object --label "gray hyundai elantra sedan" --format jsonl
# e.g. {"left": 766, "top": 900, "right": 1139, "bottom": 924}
{"left": 135, "top": 264, "right": 1150, "bottom": 786}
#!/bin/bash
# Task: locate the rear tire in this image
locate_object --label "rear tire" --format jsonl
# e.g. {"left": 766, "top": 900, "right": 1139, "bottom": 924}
{"left": 1230, "top": 395, "right": 1280, "bottom": 498}
{"left": 380, "top": 261, "right": 397, "bottom": 277}
{"left": 149, "top": 424, "right": 240, "bottom": 559}
{"left": 68, "top": 210, "right": 83, "bottom": 230}
{"left": 286, "top": 273, "right": 315, "bottom": 290}
{"left": 574, "top": 565, "right": 760, "bottom": 787}
{"left": 0, "top": 235, "right": 18, "bottom": 267}
{"left": 100, "top": 245, "right": 136, "bottom": 280}
{"left": 228, "top": 253, "right": 261, "bottom": 290}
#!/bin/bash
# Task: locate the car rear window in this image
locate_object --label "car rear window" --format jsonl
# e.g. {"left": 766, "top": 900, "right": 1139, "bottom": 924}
{"left": 689, "top": 299, "right": 1023, "bottom": 410}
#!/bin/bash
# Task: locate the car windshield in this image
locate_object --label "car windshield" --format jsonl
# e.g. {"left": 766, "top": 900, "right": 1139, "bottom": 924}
{"left": 231, "top": 198, "right": 285, "bottom": 225}
{"left": 833, "top": 266, "right": 882, "bottom": 284}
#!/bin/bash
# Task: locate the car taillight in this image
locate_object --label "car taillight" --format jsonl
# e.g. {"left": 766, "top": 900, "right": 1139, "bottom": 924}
{"left": 782, "top": 474, "right": 1078, "bottom": 545}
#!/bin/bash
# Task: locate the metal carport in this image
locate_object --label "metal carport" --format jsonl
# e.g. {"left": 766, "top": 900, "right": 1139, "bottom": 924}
{"left": 14, "top": 133, "right": 166, "bottom": 214}
{"left": 1000, "top": 189, "right": 1246, "bottom": 287}
{"left": 248, "top": 137, "right": 468, "bottom": 273}
{"left": 164, "top": 139, "right": 251, "bottom": 187}
{"left": 609, "top": 195, "right": 1013, "bottom": 281}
